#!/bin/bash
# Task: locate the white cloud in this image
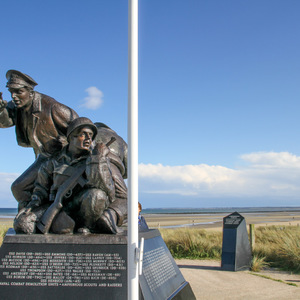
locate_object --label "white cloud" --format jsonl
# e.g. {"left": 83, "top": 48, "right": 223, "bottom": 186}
{"left": 2, "top": 151, "right": 300, "bottom": 208}
{"left": 240, "top": 151, "right": 300, "bottom": 168}
{"left": 139, "top": 152, "right": 300, "bottom": 200}
{"left": 80, "top": 86, "right": 104, "bottom": 110}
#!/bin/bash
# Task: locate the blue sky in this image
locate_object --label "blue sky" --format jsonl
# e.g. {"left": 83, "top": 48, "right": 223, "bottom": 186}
{"left": 1, "top": 0, "right": 300, "bottom": 208}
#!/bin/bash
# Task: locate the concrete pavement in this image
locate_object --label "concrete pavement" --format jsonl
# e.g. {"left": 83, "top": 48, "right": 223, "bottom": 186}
{"left": 176, "top": 259, "right": 300, "bottom": 300}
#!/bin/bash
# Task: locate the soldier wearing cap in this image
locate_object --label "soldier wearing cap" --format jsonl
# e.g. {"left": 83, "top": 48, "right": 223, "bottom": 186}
{"left": 0, "top": 70, "right": 78, "bottom": 210}
{"left": 14, "top": 117, "right": 122, "bottom": 234}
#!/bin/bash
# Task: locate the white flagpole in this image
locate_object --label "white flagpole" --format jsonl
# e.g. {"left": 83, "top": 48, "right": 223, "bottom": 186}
{"left": 128, "top": 0, "right": 139, "bottom": 299}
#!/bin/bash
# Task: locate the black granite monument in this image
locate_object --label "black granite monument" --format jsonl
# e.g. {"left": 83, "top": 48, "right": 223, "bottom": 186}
{"left": 221, "top": 212, "right": 252, "bottom": 271}
{"left": 0, "top": 229, "right": 195, "bottom": 300}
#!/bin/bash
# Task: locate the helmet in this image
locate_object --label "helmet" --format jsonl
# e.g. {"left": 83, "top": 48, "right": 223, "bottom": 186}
{"left": 67, "top": 117, "right": 98, "bottom": 141}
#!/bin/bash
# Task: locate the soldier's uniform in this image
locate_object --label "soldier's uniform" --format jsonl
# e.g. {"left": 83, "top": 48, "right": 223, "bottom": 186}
{"left": 14, "top": 118, "right": 127, "bottom": 235}
{"left": 0, "top": 70, "right": 78, "bottom": 208}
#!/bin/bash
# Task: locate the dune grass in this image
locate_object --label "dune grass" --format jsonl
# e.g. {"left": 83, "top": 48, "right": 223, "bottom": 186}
{"left": 251, "top": 255, "right": 269, "bottom": 272}
{"left": 160, "top": 225, "right": 300, "bottom": 273}
{"left": 0, "top": 225, "right": 10, "bottom": 245}
{"left": 160, "top": 227, "right": 222, "bottom": 259}
{"left": 253, "top": 225, "right": 300, "bottom": 272}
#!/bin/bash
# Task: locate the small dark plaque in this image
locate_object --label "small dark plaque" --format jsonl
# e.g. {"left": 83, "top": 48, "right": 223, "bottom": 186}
{"left": 221, "top": 212, "right": 251, "bottom": 271}
{"left": 223, "top": 212, "right": 244, "bottom": 228}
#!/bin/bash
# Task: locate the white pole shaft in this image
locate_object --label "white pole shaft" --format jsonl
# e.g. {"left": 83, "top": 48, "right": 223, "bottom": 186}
{"left": 128, "top": 0, "right": 139, "bottom": 299}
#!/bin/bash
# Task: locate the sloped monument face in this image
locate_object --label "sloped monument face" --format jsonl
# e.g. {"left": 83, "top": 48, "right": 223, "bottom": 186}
{"left": 221, "top": 212, "right": 252, "bottom": 271}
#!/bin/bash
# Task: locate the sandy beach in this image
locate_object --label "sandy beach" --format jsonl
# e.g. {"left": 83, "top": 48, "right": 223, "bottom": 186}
{"left": 1, "top": 210, "right": 300, "bottom": 230}
{"left": 143, "top": 211, "right": 300, "bottom": 230}
{"left": 2, "top": 210, "right": 300, "bottom": 232}
{"left": 0, "top": 218, "right": 13, "bottom": 227}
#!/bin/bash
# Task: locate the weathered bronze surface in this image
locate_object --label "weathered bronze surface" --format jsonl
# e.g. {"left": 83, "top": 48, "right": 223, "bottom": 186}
{"left": 1, "top": 71, "right": 127, "bottom": 234}
{"left": 0, "top": 70, "right": 79, "bottom": 210}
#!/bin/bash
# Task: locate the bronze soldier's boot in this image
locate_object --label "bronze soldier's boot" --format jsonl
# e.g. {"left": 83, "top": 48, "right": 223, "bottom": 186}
{"left": 96, "top": 209, "right": 122, "bottom": 234}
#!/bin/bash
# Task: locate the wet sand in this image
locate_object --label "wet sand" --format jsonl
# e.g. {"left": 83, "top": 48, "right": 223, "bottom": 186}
{"left": 1, "top": 210, "right": 300, "bottom": 231}
{"left": 143, "top": 211, "right": 300, "bottom": 230}
{"left": 0, "top": 218, "right": 13, "bottom": 227}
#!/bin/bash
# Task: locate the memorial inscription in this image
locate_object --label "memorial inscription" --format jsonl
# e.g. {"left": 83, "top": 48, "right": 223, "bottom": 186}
{"left": 224, "top": 214, "right": 243, "bottom": 226}
{"left": 0, "top": 251, "right": 125, "bottom": 288}
{"left": 142, "top": 246, "right": 177, "bottom": 292}
{"left": 138, "top": 230, "right": 196, "bottom": 300}
{"left": 0, "top": 229, "right": 196, "bottom": 300}
{"left": 0, "top": 233, "right": 128, "bottom": 299}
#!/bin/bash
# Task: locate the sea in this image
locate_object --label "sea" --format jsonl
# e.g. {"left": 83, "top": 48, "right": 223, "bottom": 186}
{"left": 1, "top": 207, "right": 300, "bottom": 219}
{"left": 142, "top": 206, "right": 300, "bottom": 215}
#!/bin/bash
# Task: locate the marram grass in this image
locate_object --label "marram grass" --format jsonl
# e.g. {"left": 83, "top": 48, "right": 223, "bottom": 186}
{"left": 0, "top": 225, "right": 10, "bottom": 245}
{"left": 160, "top": 225, "right": 300, "bottom": 273}
{"left": 253, "top": 225, "right": 300, "bottom": 272}
{"left": 159, "top": 227, "right": 222, "bottom": 259}
{"left": 251, "top": 255, "right": 269, "bottom": 272}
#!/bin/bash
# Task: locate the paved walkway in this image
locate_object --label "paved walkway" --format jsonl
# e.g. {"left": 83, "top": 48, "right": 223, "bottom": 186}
{"left": 176, "top": 259, "right": 300, "bottom": 300}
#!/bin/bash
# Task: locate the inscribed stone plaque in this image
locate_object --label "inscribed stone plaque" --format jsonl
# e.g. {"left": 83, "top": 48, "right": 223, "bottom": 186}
{"left": 139, "top": 230, "right": 196, "bottom": 300}
{"left": 0, "top": 229, "right": 195, "bottom": 300}
{"left": 0, "top": 229, "right": 127, "bottom": 300}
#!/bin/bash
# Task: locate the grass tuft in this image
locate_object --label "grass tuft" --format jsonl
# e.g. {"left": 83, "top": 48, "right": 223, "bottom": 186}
{"left": 251, "top": 255, "right": 269, "bottom": 272}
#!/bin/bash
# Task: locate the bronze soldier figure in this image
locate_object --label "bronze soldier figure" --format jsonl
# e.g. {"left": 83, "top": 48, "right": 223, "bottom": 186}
{"left": 14, "top": 117, "right": 127, "bottom": 234}
{"left": 0, "top": 70, "right": 79, "bottom": 210}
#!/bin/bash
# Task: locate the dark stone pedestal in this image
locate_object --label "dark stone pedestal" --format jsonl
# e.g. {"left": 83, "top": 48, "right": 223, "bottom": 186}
{"left": 221, "top": 212, "right": 252, "bottom": 271}
{"left": 0, "top": 229, "right": 127, "bottom": 300}
{"left": 0, "top": 229, "right": 195, "bottom": 300}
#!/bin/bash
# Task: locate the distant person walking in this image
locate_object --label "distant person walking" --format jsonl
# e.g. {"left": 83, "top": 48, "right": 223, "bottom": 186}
{"left": 138, "top": 202, "right": 149, "bottom": 231}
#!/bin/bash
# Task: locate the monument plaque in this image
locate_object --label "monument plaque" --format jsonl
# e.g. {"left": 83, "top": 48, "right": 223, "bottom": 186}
{"left": 0, "top": 229, "right": 127, "bottom": 300}
{"left": 0, "top": 229, "right": 195, "bottom": 300}
{"left": 221, "top": 212, "right": 252, "bottom": 271}
{"left": 139, "top": 230, "right": 196, "bottom": 300}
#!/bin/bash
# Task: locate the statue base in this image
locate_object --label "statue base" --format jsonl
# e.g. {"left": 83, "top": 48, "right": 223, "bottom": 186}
{"left": 0, "top": 229, "right": 195, "bottom": 300}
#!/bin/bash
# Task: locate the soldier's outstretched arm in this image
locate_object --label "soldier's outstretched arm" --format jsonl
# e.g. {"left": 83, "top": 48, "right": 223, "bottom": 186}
{"left": 0, "top": 92, "right": 14, "bottom": 128}
{"left": 0, "top": 92, "right": 8, "bottom": 112}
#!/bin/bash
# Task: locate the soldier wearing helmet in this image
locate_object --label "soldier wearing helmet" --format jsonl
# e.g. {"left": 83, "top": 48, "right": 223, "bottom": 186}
{"left": 14, "top": 117, "right": 126, "bottom": 235}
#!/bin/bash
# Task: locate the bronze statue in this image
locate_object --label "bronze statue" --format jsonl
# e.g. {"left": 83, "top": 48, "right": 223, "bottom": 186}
{"left": 1, "top": 70, "right": 127, "bottom": 235}
{"left": 13, "top": 117, "right": 127, "bottom": 235}
{"left": 0, "top": 70, "right": 79, "bottom": 210}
